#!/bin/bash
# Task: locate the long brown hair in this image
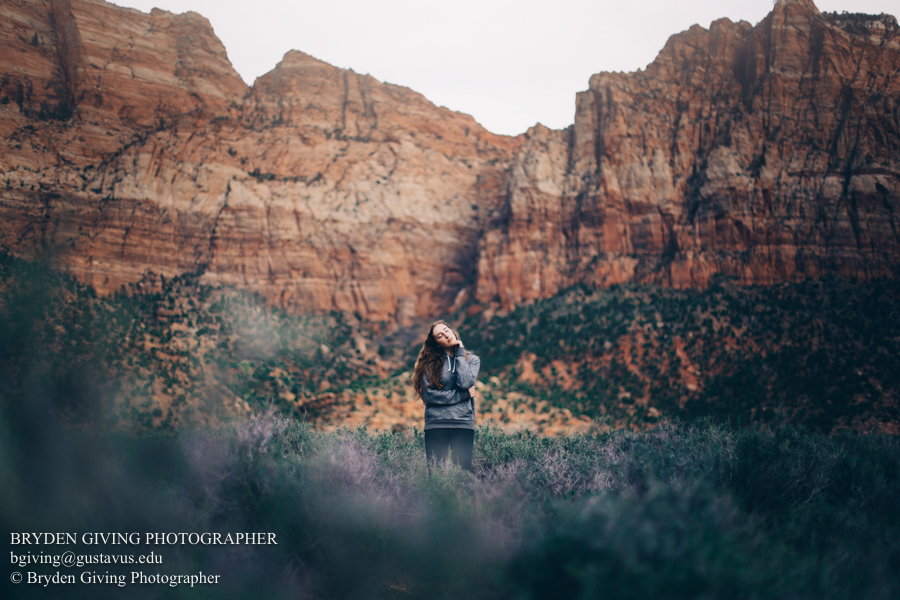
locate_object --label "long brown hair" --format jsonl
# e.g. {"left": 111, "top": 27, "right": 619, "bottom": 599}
{"left": 412, "top": 320, "right": 468, "bottom": 400}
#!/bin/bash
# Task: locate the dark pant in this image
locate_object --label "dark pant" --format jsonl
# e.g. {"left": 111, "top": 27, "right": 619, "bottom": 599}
{"left": 424, "top": 428, "right": 475, "bottom": 473}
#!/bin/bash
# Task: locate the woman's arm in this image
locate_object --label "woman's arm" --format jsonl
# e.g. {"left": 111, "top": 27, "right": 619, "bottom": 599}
{"left": 422, "top": 372, "right": 463, "bottom": 405}
{"left": 453, "top": 347, "right": 480, "bottom": 389}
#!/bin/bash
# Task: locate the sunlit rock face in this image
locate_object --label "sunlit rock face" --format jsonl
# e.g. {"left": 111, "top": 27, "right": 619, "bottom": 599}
{"left": 2, "top": 0, "right": 899, "bottom": 322}
{"left": 0, "top": 0, "right": 520, "bottom": 323}
{"left": 476, "top": 0, "right": 900, "bottom": 309}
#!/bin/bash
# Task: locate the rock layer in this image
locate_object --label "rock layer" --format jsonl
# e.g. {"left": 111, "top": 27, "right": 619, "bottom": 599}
{"left": 476, "top": 0, "right": 900, "bottom": 309}
{"left": 0, "top": 0, "right": 519, "bottom": 323}
{"left": 1, "top": 0, "right": 899, "bottom": 321}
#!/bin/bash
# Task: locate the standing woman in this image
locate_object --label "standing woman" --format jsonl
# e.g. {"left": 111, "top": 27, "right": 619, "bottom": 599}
{"left": 412, "top": 320, "right": 481, "bottom": 473}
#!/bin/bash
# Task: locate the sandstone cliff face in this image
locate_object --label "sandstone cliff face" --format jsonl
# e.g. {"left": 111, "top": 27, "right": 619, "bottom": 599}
{"left": 476, "top": 0, "right": 900, "bottom": 309}
{"left": 2, "top": 0, "right": 899, "bottom": 322}
{"left": 0, "top": 0, "right": 519, "bottom": 323}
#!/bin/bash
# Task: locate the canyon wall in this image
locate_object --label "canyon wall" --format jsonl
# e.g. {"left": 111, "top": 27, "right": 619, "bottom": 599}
{"left": 1, "top": 0, "right": 899, "bottom": 320}
{"left": 476, "top": 0, "right": 900, "bottom": 309}
{"left": 0, "top": 0, "right": 519, "bottom": 323}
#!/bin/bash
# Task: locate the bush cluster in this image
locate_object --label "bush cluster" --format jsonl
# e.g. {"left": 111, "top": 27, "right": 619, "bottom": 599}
{"left": 3, "top": 404, "right": 897, "bottom": 599}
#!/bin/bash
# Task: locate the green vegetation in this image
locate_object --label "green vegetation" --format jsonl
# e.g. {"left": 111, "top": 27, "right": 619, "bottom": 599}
{"left": 0, "top": 253, "right": 381, "bottom": 428}
{"left": 2, "top": 253, "right": 898, "bottom": 433}
{"left": 2, "top": 406, "right": 898, "bottom": 599}
{"left": 456, "top": 276, "right": 900, "bottom": 433}
{"left": 824, "top": 11, "right": 899, "bottom": 36}
{"left": 2, "top": 256, "right": 899, "bottom": 598}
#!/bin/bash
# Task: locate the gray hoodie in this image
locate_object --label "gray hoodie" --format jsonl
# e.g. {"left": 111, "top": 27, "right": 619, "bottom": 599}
{"left": 422, "top": 346, "right": 481, "bottom": 430}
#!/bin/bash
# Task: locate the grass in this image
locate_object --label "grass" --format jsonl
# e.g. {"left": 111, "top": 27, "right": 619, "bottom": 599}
{"left": 3, "top": 403, "right": 898, "bottom": 599}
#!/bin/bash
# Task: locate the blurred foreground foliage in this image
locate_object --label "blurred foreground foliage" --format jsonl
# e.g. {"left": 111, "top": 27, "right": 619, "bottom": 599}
{"left": 2, "top": 405, "right": 898, "bottom": 600}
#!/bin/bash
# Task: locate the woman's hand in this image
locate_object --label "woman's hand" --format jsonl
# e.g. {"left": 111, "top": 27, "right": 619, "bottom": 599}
{"left": 433, "top": 323, "right": 463, "bottom": 349}
{"left": 468, "top": 386, "right": 475, "bottom": 397}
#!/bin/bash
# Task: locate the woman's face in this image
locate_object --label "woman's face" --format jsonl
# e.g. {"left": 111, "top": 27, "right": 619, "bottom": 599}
{"left": 432, "top": 323, "right": 458, "bottom": 348}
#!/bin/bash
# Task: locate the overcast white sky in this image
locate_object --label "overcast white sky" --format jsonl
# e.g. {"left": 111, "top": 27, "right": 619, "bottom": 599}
{"left": 111, "top": 0, "right": 898, "bottom": 136}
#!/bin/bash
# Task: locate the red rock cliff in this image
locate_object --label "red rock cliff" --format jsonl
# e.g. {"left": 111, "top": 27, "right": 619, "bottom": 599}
{"left": 476, "top": 0, "right": 900, "bottom": 309}
{"left": 0, "top": 0, "right": 520, "bottom": 323}
{"left": 2, "top": 0, "right": 899, "bottom": 321}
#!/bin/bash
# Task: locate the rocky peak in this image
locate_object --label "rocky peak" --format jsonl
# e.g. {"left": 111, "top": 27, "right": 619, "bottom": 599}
{"left": 0, "top": 0, "right": 520, "bottom": 324}
{"left": 0, "top": 0, "right": 898, "bottom": 324}
{"left": 476, "top": 0, "right": 900, "bottom": 310}
{"left": 50, "top": 0, "right": 248, "bottom": 129}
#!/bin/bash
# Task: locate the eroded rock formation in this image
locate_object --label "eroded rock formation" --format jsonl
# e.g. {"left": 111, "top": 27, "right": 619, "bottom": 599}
{"left": 1, "top": 0, "right": 899, "bottom": 321}
{"left": 0, "top": 0, "right": 519, "bottom": 323}
{"left": 476, "top": 0, "right": 900, "bottom": 309}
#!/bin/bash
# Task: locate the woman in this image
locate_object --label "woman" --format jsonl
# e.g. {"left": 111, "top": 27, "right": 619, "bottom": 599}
{"left": 412, "top": 320, "right": 481, "bottom": 473}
